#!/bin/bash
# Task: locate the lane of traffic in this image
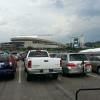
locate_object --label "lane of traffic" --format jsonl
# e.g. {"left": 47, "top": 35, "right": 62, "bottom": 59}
{"left": 20, "top": 61, "right": 74, "bottom": 100}
{"left": 0, "top": 61, "right": 100, "bottom": 100}
{"left": 21, "top": 61, "right": 100, "bottom": 100}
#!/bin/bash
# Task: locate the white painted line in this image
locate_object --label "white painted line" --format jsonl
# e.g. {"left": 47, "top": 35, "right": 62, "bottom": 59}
{"left": 58, "top": 76, "right": 61, "bottom": 81}
{"left": 88, "top": 74, "right": 98, "bottom": 78}
{"left": 56, "top": 83, "right": 74, "bottom": 100}
{"left": 18, "top": 61, "right": 22, "bottom": 83}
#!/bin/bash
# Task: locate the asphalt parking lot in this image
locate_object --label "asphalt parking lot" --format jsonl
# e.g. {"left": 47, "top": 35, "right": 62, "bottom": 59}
{"left": 0, "top": 61, "right": 100, "bottom": 100}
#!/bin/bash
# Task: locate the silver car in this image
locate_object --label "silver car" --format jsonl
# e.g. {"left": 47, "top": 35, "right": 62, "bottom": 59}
{"left": 56, "top": 53, "right": 92, "bottom": 75}
{"left": 89, "top": 56, "right": 100, "bottom": 74}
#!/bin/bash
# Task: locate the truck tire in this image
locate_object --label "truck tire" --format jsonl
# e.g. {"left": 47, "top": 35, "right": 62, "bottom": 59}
{"left": 10, "top": 73, "right": 15, "bottom": 79}
{"left": 26, "top": 73, "right": 31, "bottom": 81}
{"left": 62, "top": 68, "right": 66, "bottom": 76}
{"left": 81, "top": 73, "right": 86, "bottom": 76}
{"left": 97, "top": 67, "right": 100, "bottom": 74}
{"left": 24, "top": 67, "right": 27, "bottom": 72}
{"left": 52, "top": 74, "right": 58, "bottom": 79}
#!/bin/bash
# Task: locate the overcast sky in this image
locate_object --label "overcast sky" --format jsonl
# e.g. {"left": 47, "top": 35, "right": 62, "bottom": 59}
{"left": 0, "top": 0, "right": 100, "bottom": 43}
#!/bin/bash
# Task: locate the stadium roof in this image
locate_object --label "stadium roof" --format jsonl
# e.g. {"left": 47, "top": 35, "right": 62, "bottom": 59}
{"left": 80, "top": 48, "right": 100, "bottom": 53}
{"left": 11, "top": 36, "right": 66, "bottom": 47}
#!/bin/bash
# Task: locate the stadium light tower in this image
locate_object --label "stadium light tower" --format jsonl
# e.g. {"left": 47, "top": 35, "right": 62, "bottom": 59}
{"left": 79, "top": 34, "right": 85, "bottom": 48}
{"left": 70, "top": 34, "right": 85, "bottom": 48}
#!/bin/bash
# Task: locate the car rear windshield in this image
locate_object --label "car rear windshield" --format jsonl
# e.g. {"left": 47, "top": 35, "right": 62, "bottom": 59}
{"left": 70, "top": 54, "right": 88, "bottom": 61}
{"left": 28, "top": 51, "right": 48, "bottom": 57}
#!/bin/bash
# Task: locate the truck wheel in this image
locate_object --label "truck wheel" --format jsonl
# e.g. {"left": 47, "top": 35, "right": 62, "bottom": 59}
{"left": 81, "top": 73, "right": 86, "bottom": 76}
{"left": 10, "top": 73, "right": 15, "bottom": 79}
{"left": 97, "top": 67, "right": 100, "bottom": 74}
{"left": 62, "top": 69, "right": 66, "bottom": 76}
{"left": 24, "top": 67, "right": 27, "bottom": 72}
{"left": 52, "top": 74, "right": 58, "bottom": 79}
{"left": 26, "top": 73, "right": 31, "bottom": 81}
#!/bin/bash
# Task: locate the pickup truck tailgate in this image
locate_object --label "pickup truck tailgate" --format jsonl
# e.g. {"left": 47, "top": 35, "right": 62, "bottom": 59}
{"left": 26, "top": 57, "right": 61, "bottom": 69}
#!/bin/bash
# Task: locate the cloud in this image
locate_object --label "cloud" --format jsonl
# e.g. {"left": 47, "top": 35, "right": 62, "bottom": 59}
{"left": 0, "top": 0, "right": 100, "bottom": 43}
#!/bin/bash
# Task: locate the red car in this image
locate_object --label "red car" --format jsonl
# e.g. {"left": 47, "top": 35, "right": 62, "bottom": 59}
{"left": 0, "top": 52, "right": 17, "bottom": 79}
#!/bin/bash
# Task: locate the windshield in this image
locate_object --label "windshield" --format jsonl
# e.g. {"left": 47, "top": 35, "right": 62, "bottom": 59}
{"left": 28, "top": 51, "right": 48, "bottom": 57}
{"left": 70, "top": 54, "right": 88, "bottom": 61}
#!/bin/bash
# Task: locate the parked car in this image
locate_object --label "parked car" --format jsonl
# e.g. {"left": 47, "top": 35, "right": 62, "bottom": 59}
{"left": 56, "top": 53, "right": 92, "bottom": 75}
{"left": 19, "top": 52, "right": 26, "bottom": 61}
{"left": 10, "top": 52, "right": 20, "bottom": 61}
{"left": 89, "top": 56, "right": 100, "bottom": 74}
{"left": 0, "top": 51, "right": 9, "bottom": 56}
{"left": 49, "top": 53, "right": 59, "bottom": 58}
{"left": 0, "top": 52, "right": 16, "bottom": 78}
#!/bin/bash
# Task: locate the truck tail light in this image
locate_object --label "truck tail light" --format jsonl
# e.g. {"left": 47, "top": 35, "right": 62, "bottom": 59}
{"left": 28, "top": 60, "right": 32, "bottom": 68}
{"left": 66, "top": 63, "right": 76, "bottom": 68}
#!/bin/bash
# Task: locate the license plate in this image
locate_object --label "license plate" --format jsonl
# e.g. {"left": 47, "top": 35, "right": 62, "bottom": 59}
{"left": 0, "top": 63, "right": 4, "bottom": 68}
{"left": 77, "top": 64, "right": 82, "bottom": 68}
{"left": 44, "top": 69, "right": 49, "bottom": 73}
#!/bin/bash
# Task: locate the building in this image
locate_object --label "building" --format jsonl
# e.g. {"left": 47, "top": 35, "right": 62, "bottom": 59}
{"left": 0, "top": 42, "right": 15, "bottom": 50}
{"left": 10, "top": 36, "right": 66, "bottom": 49}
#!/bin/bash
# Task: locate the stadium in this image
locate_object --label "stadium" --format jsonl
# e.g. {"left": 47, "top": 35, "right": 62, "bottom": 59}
{"left": 10, "top": 36, "right": 66, "bottom": 49}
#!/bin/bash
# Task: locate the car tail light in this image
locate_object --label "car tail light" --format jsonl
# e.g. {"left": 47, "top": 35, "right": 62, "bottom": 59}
{"left": 9, "top": 62, "right": 13, "bottom": 66}
{"left": 28, "top": 60, "right": 32, "bottom": 68}
{"left": 66, "top": 63, "right": 76, "bottom": 68}
{"left": 8, "top": 55, "right": 13, "bottom": 66}
{"left": 85, "top": 63, "right": 92, "bottom": 68}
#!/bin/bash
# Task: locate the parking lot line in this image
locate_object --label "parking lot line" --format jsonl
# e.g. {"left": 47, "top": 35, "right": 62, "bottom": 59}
{"left": 18, "top": 61, "right": 22, "bottom": 83}
{"left": 56, "top": 83, "right": 75, "bottom": 100}
{"left": 58, "top": 76, "right": 62, "bottom": 81}
{"left": 88, "top": 74, "right": 98, "bottom": 78}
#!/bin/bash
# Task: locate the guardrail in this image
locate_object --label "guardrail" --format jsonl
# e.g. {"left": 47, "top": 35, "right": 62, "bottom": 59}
{"left": 75, "top": 88, "right": 100, "bottom": 100}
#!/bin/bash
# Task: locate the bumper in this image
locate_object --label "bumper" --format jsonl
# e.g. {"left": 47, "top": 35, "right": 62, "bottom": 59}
{"left": 0, "top": 69, "right": 15, "bottom": 76}
{"left": 27, "top": 68, "right": 62, "bottom": 75}
{"left": 64, "top": 67, "right": 91, "bottom": 74}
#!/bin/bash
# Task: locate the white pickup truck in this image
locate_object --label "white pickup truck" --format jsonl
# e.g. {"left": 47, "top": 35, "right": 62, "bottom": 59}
{"left": 25, "top": 50, "right": 62, "bottom": 81}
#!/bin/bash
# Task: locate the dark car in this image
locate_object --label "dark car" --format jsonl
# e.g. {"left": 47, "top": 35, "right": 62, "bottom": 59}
{"left": 0, "top": 53, "right": 16, "bottom": 79}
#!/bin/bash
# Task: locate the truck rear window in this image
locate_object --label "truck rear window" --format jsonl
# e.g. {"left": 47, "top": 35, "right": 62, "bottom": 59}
{"left": 70, "top": 54, "right": 88, "bottom": 61}
{"left": 28, "top": 51, "right": 48, "bottom": 57}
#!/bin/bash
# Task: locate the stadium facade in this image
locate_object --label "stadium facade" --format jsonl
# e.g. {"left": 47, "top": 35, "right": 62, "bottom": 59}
{"left": 0, "top": 36, "right": 66, "bottom": 49}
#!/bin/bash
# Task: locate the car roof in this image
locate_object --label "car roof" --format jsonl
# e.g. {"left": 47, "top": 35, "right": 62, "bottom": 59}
{"left": 29, "top": 50, "right": 47, "bottom": 52}
{"left": 57, "top": 52, "right": 86, "bottom": 55}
